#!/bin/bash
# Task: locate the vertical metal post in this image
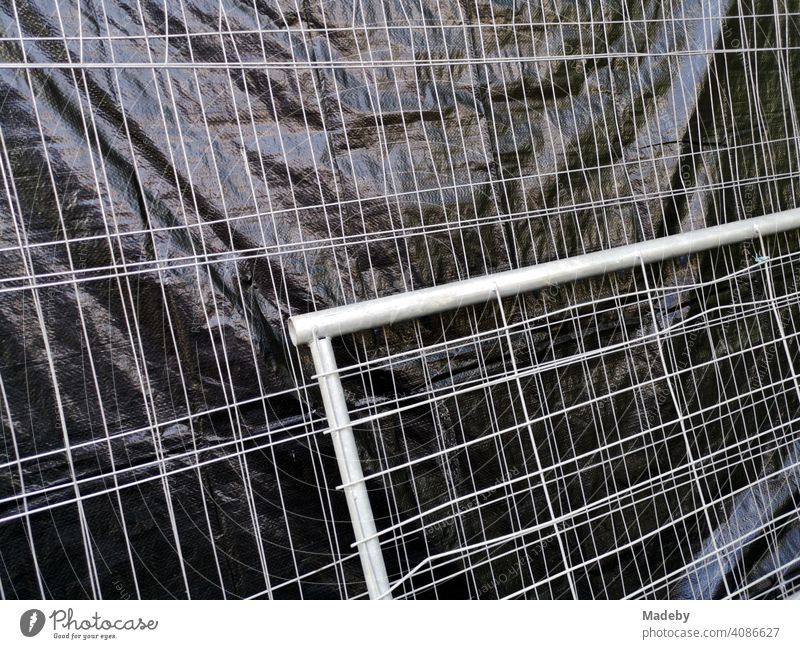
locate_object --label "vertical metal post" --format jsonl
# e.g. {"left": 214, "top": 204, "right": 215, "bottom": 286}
{"left": 308, "top": 336, "right": 392, "bottom": 600}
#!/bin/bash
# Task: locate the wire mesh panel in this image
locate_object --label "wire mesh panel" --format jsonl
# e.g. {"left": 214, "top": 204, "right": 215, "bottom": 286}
{"left": 1, "top": 0, "right": 800, "bottom": 599}
{"left": 328, "top": 232, "right": 800, "bottom": 599}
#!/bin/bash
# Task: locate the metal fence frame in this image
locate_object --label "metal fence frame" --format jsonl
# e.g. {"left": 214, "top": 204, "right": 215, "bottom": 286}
{"left": 287, "top": 209, "right": 800, "bottom": 600}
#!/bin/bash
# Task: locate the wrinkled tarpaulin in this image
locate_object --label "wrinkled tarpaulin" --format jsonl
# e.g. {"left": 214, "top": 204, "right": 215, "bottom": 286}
{"left": 1, "top": 0, "right": 800, "bottom": 599}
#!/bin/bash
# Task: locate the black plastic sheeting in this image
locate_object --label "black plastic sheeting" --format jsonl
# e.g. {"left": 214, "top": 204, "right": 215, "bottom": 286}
{"left": 1, "top": 0, "right": 800, "bottom": 599}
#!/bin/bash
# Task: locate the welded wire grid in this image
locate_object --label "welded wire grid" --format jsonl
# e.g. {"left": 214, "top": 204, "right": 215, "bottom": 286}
{"left": 333, "top": 234, "right": 800, "bottom": 599}
{"left": 1, "top": 1, "right": 800, "bottom": 599}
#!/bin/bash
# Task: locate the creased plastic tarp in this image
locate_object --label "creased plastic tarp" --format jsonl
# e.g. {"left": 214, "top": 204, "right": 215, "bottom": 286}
{"left": 1, "top": 0, "right": 799, "bottom": 598}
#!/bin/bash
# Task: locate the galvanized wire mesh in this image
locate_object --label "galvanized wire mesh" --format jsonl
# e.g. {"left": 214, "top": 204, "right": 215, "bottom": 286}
{"left": 1, "top": 0, "right": 800, "bottom": 599}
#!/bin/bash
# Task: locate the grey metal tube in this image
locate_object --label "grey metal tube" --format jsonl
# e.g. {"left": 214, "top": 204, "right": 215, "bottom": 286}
{"left": 308, "top": 337, "right": 393, "bottom": 600}
{"left": 288, "top": 209, "right": 800, "bottom": 345}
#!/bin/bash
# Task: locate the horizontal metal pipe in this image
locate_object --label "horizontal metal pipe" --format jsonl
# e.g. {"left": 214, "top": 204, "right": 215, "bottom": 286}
{"left": 288, "top": 209, "right": 800, "bottom": 345}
